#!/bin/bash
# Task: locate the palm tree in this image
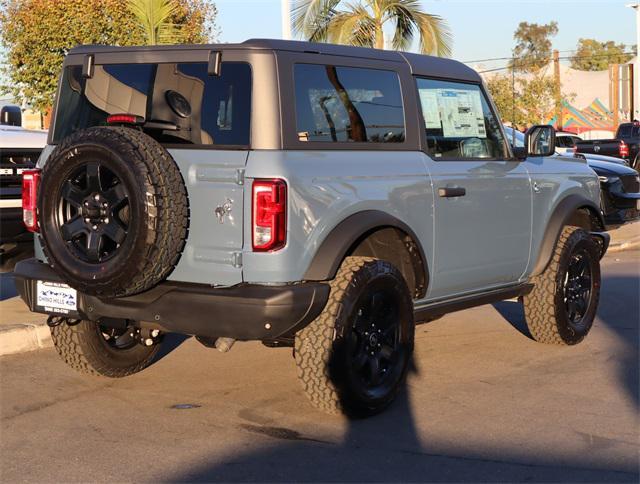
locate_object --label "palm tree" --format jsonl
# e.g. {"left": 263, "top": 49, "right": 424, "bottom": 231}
{"left": 127, "top": 0, "right": 182, "bottom": 45}
{"left": 292, "top": 0, "right": 452, "bottom": 57}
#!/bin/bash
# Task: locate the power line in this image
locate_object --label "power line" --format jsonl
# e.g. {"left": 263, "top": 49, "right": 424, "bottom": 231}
{"left": 477, "top": 51, "right": 637, "bottom": 74}
{"left": 463, "top": 44, "right": 637, "bottom": 65}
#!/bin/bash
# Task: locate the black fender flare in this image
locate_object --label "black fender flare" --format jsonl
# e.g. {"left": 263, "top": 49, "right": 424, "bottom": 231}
{"left": 531, "top": 194, "right": 604, "bottom": 277}
{"left": 303, "top": 210, "right": 429, "bottom": 286}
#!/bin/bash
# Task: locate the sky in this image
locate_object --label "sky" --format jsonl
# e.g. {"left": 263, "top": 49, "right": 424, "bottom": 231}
{"left": 216, "top": 0, "right": 637, "bottom": 67}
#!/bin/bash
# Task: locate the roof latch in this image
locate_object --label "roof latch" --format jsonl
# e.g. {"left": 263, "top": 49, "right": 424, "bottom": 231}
{"left": 82, "top": 54, "right": 94, "bottom": 79}
{"left": 207, "top": 51, "right": 221, "bottom": 76}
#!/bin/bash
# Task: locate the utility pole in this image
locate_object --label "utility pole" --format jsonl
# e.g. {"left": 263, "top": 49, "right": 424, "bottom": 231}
{"left": 626, "top": 3, "right": 639, "bottom": 119}
{"left": 281, "top": 0, "right": 292, "bottom": 40}
{"left": 511, "top": 58, "right": 516, "bottom": 128}
{"left": 612, "top": 64, "right": 620, "bottom": 128}
{"left": 553, "top": 50, "right": 563, "bottom": 130}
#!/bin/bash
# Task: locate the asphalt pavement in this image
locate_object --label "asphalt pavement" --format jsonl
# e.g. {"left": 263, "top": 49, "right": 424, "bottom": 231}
{"left": 1, "top": 250, "right": 638, "bottom": 482}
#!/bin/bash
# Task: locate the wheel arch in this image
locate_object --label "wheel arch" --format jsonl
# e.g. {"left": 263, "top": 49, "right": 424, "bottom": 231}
{"left": 531, "top": 194, "right": 604, "bottom": 277}
{"left": 304, "top": 210, "right": 428, "bottom": 299}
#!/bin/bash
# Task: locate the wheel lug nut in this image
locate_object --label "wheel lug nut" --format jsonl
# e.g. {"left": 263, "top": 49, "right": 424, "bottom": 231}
{"left": 84, "top": 218, "right": 90, "bottom": 223}
{"left": 84, "top": 202, "right": 89, "bottom": 206}
{"left": 94, "top": 194, "right": 100, "bottom": 201}
{"left": 102, "top": 203, "right": 108, "bottom": 208}
{"left": 92, "top": 225, "right": 97, "bottom": 230}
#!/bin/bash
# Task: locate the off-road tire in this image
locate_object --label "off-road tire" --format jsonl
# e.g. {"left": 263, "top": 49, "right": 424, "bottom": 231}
{"left": 295, "top": 257, "right": 414, "bottom": 416}
{"left": 38, "top": 127, "right": 188, "bottom": 298}
{"left": 523, "top": 226, "right": 601, "bottom": 345}
{"left": 50, "top": 320, "right": 159, "bottom": 377}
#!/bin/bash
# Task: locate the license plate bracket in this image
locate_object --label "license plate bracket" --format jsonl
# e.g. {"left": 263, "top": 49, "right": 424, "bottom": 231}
{"left": 35, "top": 280, "right": 79, "bottom": 317}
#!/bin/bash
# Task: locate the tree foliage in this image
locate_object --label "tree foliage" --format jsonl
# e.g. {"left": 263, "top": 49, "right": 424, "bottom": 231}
{"left": 292, "top": 0, "right": 452, "bottom": 56}
{"left": 510, "top": 21, "right": 558, "bottom": 72}
{"left": 0, "top": 0, "right": 217, "bottom": 111}
{"left": 486, "top": 72, "right": 559, "bottom": 127}
{"left": 570, "top": 38, "right": 633, "bottom": 71}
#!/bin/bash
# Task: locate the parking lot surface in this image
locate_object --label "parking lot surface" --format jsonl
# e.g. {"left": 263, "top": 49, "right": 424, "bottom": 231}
{"left": 1, "top": 251, "right": 638, "bottom": 482}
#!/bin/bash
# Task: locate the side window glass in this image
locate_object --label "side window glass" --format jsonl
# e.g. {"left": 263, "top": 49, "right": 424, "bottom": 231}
{"left": 416, "top": 78, "right": 507, "bottom": 160}
{"left": 294, "top": 64, "right": 405, "bottom": 143}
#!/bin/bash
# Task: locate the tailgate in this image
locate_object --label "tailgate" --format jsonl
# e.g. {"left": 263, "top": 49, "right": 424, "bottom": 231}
{"left": 166, "top": 149, "right": 248, "bottom": 286}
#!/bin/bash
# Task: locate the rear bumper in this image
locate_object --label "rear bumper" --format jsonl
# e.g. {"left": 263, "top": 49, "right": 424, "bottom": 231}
{"left": 13, "top": 259, "right": 330, "bottom": 341}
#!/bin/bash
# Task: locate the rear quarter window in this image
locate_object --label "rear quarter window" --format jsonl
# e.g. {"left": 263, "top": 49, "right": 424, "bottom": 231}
{"left": 293, "top": 64, "right": 405, "bottom": 143}
{"left": 53, "top": 62, "right": 252, "bottom": 147}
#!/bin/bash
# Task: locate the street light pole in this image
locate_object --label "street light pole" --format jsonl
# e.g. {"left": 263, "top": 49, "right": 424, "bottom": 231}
{"left": 282, "top": 0, "right": 292, "bottom": 40}
{"left": 626, "top": 2, "right": 639, "bottom": 120}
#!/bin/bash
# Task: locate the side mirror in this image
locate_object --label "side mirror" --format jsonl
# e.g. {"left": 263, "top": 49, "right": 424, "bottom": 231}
{"left": 524, "top": 125, "right": 556, "bottom": 157}
{"left": 1, "top": 105, "right": 22, "bottom": 127}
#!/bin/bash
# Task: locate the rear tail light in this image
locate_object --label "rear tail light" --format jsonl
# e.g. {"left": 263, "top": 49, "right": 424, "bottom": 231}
{"left": 252, "top": 179, "right": 287, "bottom": 251}
{"left": 22, "top": 169, "right": 41, "bottom": 232}
{"left": 620, "top": 141, "right": 630, "bottom": 158}
{"left": 106, "top": 113, "right": 144, "bottom": 125}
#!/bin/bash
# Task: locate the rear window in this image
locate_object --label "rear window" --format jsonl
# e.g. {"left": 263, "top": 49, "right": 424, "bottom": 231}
{"left": 53, "top": 62, "right": 252, "bottom": 147}
{"left": 294, "top": 64, "right": 405, "bottom": 143}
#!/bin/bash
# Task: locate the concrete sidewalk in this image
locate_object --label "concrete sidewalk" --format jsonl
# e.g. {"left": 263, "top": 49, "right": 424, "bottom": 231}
{"left": 1, "top": 221, "right": 638, "bottom": 357}
{"left": 608, "top": 220, "right": 640, "bottom": 252}
{"left": 0, "top": 272, "right": 50, "bottom": 356}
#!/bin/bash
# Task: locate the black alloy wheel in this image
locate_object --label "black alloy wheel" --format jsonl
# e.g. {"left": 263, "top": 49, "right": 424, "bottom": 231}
{"left": 563, "top": 248, "right": 595, "bottom": 329}
{"left": 57, "top": 161, "right": 130, "bottom": 264}
{"left": 347, "top": 287, "right": 407, "bottom": 399}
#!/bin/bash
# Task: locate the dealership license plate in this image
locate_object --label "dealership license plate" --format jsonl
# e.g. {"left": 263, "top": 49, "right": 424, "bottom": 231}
{"left": 36, "top": 281, "right": 78, "bottom": 315}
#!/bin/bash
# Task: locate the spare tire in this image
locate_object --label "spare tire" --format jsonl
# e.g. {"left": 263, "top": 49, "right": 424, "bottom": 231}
{"left": 38, "top": 127, "right": 188, "bottom": 298}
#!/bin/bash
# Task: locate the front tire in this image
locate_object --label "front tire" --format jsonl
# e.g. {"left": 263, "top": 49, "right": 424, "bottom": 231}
{"left": 51, "top": 320, "right": 160, "bottom": 377}
{"left": 523, "top": 226, "right": 601, "bottom": 345}
{"left": 295, "top": 257, "right": 414, "bottom": 416}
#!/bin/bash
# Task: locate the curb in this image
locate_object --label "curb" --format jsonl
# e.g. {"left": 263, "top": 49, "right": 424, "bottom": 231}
{"left": 608, "top": 236, "right": 640, "bottom": 253}
{"left": 0, "top": 322, "right": 52, "bottom": 356}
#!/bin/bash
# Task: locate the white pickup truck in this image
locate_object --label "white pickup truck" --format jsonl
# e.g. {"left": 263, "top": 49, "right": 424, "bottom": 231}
{"left": 0, "top": 109, "right": 47, "bottom": 260}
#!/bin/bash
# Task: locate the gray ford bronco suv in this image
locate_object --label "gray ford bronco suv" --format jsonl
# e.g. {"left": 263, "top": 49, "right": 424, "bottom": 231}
{"left": 15, "top": 39, "right": 609, "bottom": 416}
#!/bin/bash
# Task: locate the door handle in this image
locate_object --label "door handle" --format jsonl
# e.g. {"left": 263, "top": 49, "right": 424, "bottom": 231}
{"left": 438, "top": 187, "right": 466, "bottom": 198}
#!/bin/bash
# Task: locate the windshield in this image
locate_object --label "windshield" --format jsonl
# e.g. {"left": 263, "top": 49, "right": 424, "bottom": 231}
{"left": 52, "top": 62, "right": 251, "bottom": 147}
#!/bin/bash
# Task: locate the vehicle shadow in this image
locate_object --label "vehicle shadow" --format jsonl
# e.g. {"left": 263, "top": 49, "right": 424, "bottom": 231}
{"left": 168, "top": 356, "right": 637, "bottom": 483}
{"left": 493, "top": 275, "right": 639, "bottom": 411}
{"left": 492, "top": 299, "right": 533, "bottom": 340}
{"left": 153, "top": 333, "right": 191, "bottom": 363}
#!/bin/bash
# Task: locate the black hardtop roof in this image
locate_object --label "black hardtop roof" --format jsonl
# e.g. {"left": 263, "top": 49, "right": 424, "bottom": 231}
{"left": 68, "top": 38, "right": 481, "bottom": 83}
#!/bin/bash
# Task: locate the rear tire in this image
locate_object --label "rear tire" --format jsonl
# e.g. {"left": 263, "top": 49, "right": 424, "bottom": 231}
{"left": 51, "top": 320, "right": 160, "bottom": 377}
{"left": 295, "top": 257, "right": 414, "bottom": 416}
{"left": 523, "top": 226, "right": 601, "bottom": 345}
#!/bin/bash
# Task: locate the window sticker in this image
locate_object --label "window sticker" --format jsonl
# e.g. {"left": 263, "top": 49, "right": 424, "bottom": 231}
{"left": 420, "top": 87, "right": 486, "bottom": 138}
{"left": 419, "top": 89, "right": 441, "bottom": 129}
{"left": 436, "top": 89, "right": 486, "bottom": 138}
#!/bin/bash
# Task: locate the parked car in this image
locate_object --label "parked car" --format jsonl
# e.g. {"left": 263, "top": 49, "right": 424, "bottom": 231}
{"left": 555, "top": 131, "right": 583, "bottom": 155}
{"left": 505, "top": 126, "right": 640, "bottom": 226}
{"left": 574, "top": 121, "right": 640, "bottom": 169}
{"left": 556, "top": 130, "right": 629, "bottom": 166}
{"left": 0, "top": 106, "right": 47, "bottom": 267}
{"left": 14, "top": 40, "right": 609, "bottom": 416}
